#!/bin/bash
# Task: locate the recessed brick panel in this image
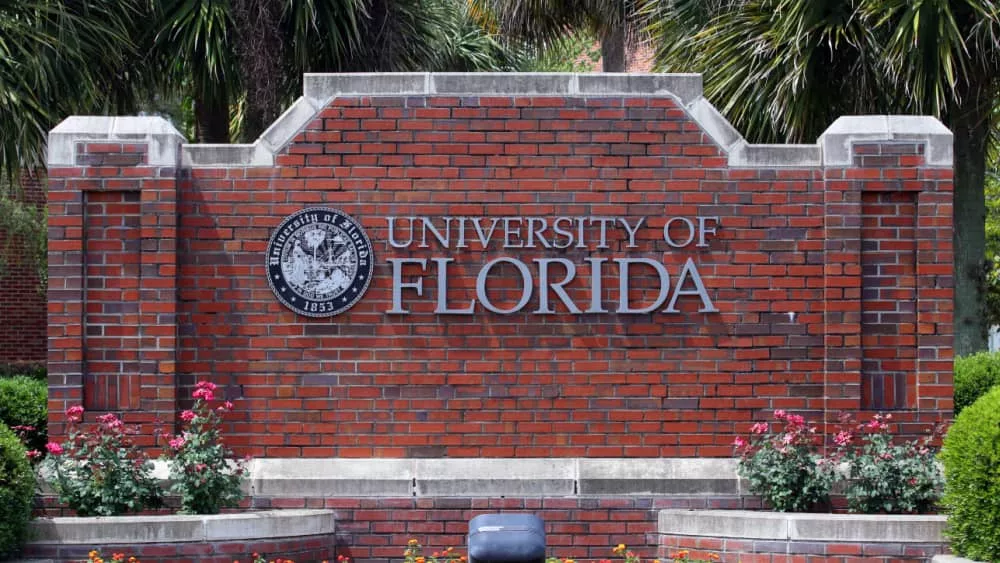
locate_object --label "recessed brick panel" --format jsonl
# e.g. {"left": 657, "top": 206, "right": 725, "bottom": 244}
{"left": 861, "top": 190, "right": 917, "bottom": 410}
{"left": 83, "top": 190, "right": 142, "bottom": 411}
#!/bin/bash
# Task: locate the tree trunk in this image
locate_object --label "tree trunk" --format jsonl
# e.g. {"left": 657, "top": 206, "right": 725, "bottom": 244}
{"left": 231, "top": 0, "right": 285, "bottom": 141}
{"left": 194, "top": 94, "right": 230, "bottom": 144}
{"left": 600, "top": 23, "right": 627, "bottom": 72}
{"left": 950, "top": 76, "right": 993, "bottom": 356}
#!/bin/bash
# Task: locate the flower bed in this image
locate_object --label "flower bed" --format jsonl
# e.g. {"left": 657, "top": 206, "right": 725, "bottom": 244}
{"left": 20, "top": 509, "right": 336, "bottom": 563}
{"left": 659, "top": 509, "right": 948, "bottom": 563}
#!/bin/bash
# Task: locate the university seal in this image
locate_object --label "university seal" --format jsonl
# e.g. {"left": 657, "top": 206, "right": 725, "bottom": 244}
{"left": 266, "top": 208, "right": 374, "bottom": 317}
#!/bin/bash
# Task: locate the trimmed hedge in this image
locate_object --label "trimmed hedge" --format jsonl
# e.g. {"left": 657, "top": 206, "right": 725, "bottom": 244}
{"left": 0, "top": 423, "right": 35, "bottom": 559}
{"left": 941, "top": 386, "right": 1000, "bottom": 561}
{"left": 954, "top": 351, "right": 1000, "bottom": 415}
{"left": 0, "top": 376, "right": 47, "bottom": 453}
{"left": 0, "top": 362, "right": 44, "bottom": 381}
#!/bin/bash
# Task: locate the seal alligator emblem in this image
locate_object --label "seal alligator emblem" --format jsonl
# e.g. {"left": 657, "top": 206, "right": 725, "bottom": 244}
{"left": 267, "top": 208, "right": 374, "bottom": 317}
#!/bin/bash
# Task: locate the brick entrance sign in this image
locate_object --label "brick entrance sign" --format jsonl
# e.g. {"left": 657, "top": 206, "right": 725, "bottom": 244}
{"left": 45, "top": 73, "right": 954, "bottom": 560}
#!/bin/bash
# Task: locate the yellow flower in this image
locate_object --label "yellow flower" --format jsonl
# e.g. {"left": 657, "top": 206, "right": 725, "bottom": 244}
{"left": 615, "top": 545, "right": 626, "bottom": 553}
{"left": 89, "top": 551, "right": 99, "bottom": 560}
{"left": 409, "top": 539, "right": 420, "bottom": 546}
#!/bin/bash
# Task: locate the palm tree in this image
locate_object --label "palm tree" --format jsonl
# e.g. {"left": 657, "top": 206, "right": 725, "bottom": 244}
{"left": 647, "top": 0, "right": 1000, "bottom": 355}
{"left": 152, "top": 0, "right": 518, "bottom": 142}
{"left": 472, "top": 0, "right": 642, "bottom": 72}
{"left": 0, "top": 0, "right": 146, "bottom": 180}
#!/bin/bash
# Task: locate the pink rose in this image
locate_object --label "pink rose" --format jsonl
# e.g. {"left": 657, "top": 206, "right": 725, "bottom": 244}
{"left": 25, "top": 450, "right": 42, "bottom": 460}
{"left": 66, "top": 405, "right": 84, "bottom": 421}
{"left": 223, "top": 401, "right": 234, "bottom": 410}
{"left": 733, "top": 437, "right": 747, "bottom": 448}
{"left": 97, "top": 413, "right": 123, "bottom": 430}
{"left": 169, "top": 436, "right": 186, "bottom": 449}
{"left": 192, "top": 388, "right": 215, "bottom": 401}
{"left": 750, "top": 422, "right": 768, "bottom": 435}
{"left": 45, "top": 442, "right": 64, "bottom": 455}
{"left": 834, "top": 431, "right": 852, "bottom": 446}
{"left": 786, "top": 414, "right": 805, "bottom": 426}
{"left": 195, "top": 381, "right": 218, "bottom": 391}
{"left": 180, "top": 410, "right": 196, "bottom": 422}
{"left": 773, "top": 409, "right": 787, "bottom": 420}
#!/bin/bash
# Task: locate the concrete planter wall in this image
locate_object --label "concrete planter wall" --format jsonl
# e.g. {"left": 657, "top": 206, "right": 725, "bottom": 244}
{"left": 660, "top": 509, "right": 949, "bottom": 563}
{"left": 21, "top": 509, "right": 336, "bottom": 563}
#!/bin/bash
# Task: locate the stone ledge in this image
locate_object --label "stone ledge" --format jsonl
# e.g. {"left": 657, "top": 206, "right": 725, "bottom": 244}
{"left": 248, "top": 457, "right": 741, "bottom": 497}
{"left": 660, "top": 509, "right": 947, "bottom": 542}
{"left": 50, "top": 74, "right": 955, "bottom": 171}
{"left": 28, "top": 509, "right": 334, "bottom": 544}
{"left": 47, "top": 116, "right": 185, "bottom": 168}
{"left": 933, "top": 555, "right": 979, "bottom": 563}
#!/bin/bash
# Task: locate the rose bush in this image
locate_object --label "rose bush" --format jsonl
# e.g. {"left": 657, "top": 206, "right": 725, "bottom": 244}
{"left": 161, "top": 381, "right": 247, "bottom": 514}
{"left": 41, "top": 407, "right": 161, "bottom": 516}
{"left": 833, "top": 414, "right": 944, "bottom": 514}
{"left": 733, "top": 410, "right": 835, "bottom": 512}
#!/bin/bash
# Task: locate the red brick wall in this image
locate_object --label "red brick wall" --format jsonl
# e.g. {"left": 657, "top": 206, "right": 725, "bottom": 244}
{"left": 0, "top": 174, "right": 46, "bottom": 365}
{"left": 46, "top": 93, "right": 954, "bottom": 455}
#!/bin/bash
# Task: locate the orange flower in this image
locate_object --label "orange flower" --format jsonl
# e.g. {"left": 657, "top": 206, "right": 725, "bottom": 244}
{"left": 113, "top": 554, "right": 125, "bottom": 561}
{"left": 417, "top": 557, "right": 426, "bottom": 563}
{"left": 708, "top": 554, "right": 720, "bottom": 561}
{"left": 409, "top": 539, "right": 420, "bottom": 546}
{"left": 128, "top": 558, "right": 137, "bottom": 563}
{"left": 89, "top": 551, "right": 99, "bottom": 560}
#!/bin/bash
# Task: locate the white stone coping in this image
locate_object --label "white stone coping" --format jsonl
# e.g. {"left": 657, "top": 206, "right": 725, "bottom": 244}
{"left": 933, "top": 556, "right": 979, "bottom": 563}
{"left": 659, "top": 509, "right": 947, "bottom": 543}
{"left": 28, "top": 509, "right": 334, "bottom": 545}
{"left": 247, "top": 457, "right": 742, "bottom": 497}
{"left": 48, "top": 73, "right": 954, "bottom": 170}
{"left": 47, "top": 116, "right": 184, "bottom": 167}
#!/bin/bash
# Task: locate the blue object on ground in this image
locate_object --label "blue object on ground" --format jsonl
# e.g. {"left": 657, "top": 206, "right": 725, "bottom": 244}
{"left": 468, "top": 513, "right": 546, "bottom": 563}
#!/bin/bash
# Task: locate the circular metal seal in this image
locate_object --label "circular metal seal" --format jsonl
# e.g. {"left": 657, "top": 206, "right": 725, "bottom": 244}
{"left": 266, "top": 208, "right": 374, "bottom": 317}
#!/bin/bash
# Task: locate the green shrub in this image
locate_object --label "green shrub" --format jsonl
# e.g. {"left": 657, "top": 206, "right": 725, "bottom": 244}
{"left": 0, "top": 363, "right": 45, "bottom": 381}
{"left": 0, "top": 423, "right": 35, "bottom": 559}
{"left": 0, "top": 376, "right": 46, "bottom": 453}
{"left": 941, "top": 386, "right": 1000, "bottom": 561}
{"left": 954, "top": 351, "right": 1000, "bottom": 415}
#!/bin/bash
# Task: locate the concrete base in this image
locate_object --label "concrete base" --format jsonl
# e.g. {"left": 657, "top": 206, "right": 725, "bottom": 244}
{"left": 21, "top": 509, "right": 336, "bottom": 563}
{"left": 660, "top": 509, "right": 948, "bottom": 563}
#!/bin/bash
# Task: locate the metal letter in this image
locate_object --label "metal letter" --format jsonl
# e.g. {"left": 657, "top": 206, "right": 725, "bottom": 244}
{"left": 697, "top": 216, "right": 719, "bottom": 248}
{"left": 387, "top": 258, "right": 427, "bottom": 314}
{"left": 664, "top": 257, "right": 719, "bottom": 313}
{"left": 386, "top": 216, "right": 415, "bottom": 249}
{"left": 663, "top": 217, "right": 696, "bottom": 248}
{"left": 585, "top": 258, "right": 608, "bottom": 313}
{"left": 477, "top": 257, "right": 533, "bottom": 314}
{"left": 534, "top": 258, "right": 581, "bottom": 314}
{"left": 433, "top": 258, "right": 475, "bottom": 314}
{"left": 616, "top": 258, "right": 670, "bottom": 314}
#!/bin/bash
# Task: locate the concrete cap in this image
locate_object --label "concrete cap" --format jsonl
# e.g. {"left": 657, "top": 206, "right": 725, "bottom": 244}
{"left": 414, "top": 458, "right": 575, "bottom": 496}
{"left": 245, "top": 457, "right": 740, "bottom": 498}
{"left": 28, "top": 509, "right": 334, "bottom": 544}
{"left": 302, "top": 73, "right": 703, "bottom": 105}
{"left": 48, "top": 116, "right": 185, "bottom": 167}
{"left": 251, "top": 458, "right": 415, "bottom": 497}
{"left": 932, "top": 556, "right": 978, "bottom": 563}
{"left": 660, "top": 509, "right": 946, "bottom": 542}
{"left": 819, "top": 115, "right": 953, "bottom": 166}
